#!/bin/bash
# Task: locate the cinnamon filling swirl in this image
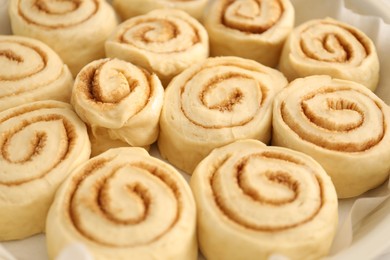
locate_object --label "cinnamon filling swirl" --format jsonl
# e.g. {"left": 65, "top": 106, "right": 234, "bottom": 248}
{"left": 280, "top": 86, "right": 386, "bottom": 152}
{"left": 67, "top": 157, "right": 183, "bottom": 247}
{"left": 0, "top": 105, "right": 82, "bottom": 186}
{"left": 221, "top": 0, "right": 284, "bottom": 34}
{"left": 299, "top": 21, "right": 371, "bottom": 65}
{"left": 209, "top": 151, "right": 324, "bottom": 231}
{"left": 78, "top": 59, "right": 152, "bottom": 106}
{"left": 17, "top": 0, "right": 99, "bottom": 29}
{"left": 158, "top": 56, "right": 287, "bottom": 173}
{"left": 179, "top": 63, "right": 269, "bottom": 129}
{"left": 191, "top": 139, "right": 338, "bottom": 259}
{"left": 278, "top": 18, "right": 379, "bottom": 91}
{"left": 118, "top": 18, "right": 201, "bottom": 54}
{"left": 0, "top": 40, "right": 48, "bottom": 82}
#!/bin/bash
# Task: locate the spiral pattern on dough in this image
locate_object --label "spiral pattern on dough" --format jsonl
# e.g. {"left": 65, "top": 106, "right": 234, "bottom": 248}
{"left": 178, "top": 60, "right": 274, "bottom": 129}
{"left": 210, "top": 148, "right": 324, "bottom": 231}
{"left": 71, "top": 58, "right": 164, "bottom": 149}
{"left": 46, "top": 148, "right": 197, "bottom": 259}
{"left": 276, "top": 77, "right": 385, "bottom": 153}
{"left": 118, "top": 17, "right": 200, "bottom": 54}
{"left": 70, "top": 154, "right": 182, "bottom": 246}
{"left": 9, "top": 0, "right": 118, "bottom": 76}
{"left": 16, "top": 0, "right": 99, "bottom": 29}
{"left": 158, "top": 56, "right": 287, "bottom": 173}
{"left": 0, "top": 101, "right": 89, "bottom": 185}
{"left": 190, "top": 139, "right": 338, "bottom": 260}
{"left": 272, "top": 75, "right": 390, "bottom": 198}
{"left": 279, "top": 18, "right": 379, "bottom": 91}
{"left": 220, "top": 0, "right": 285, "bottom": 33}
{"left": 0, "top": 100, "right": 90, "bottom": 240}
{"left": 203, "top": 0, "right": 294, "bottom": 67}
{"left": 0, "top": 35, "right": 73, "bottom": 112}
{"left": 298, "top": 22, "right": 369, "bottom": 64}
{"left": 105, "top": 9, "right": 209, "bottom": 85}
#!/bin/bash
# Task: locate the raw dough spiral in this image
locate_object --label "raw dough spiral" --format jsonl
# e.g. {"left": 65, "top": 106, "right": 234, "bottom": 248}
{"left": 158, "top": 56, "right": 287, "bottom": 173}
{"left": 46, "top": 147, "right": 197, "bottom": 260}
{"left": 105, "top": 9, "right": 209, "bottom": 86}
{"left": 71, "top": 58, "right": 164, "bottom": 156}
{"left": 203, "top": 0, "right": 295, "bottom": 67}
{"left": 190, "top": 139, "right": 338, "bottom": 260}
{"left": 0, "top": 100, "right": 91, "bottom": 241}
{"left": 272, "top": 75, "right": 390, "bottom": 198}
{"left": 9, "top": 0, "right": 118, "bottom": 76}
{"left": 0, "top": 35, "right": 73, "bottom": 112}
{"left": 279, "top": 18, "right": 380, "bottom": 91}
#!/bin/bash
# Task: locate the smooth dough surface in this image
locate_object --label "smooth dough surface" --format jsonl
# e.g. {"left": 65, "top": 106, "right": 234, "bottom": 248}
{"left": 9, "top": 0, "right": 119, "bottom": 76}
{"left": 190, "top": 139, "right": 338, "bottom": 260}
{"left": 46, "top": 147, "right": 197, "bottom": 260}
{"left": 113, "top": 0, "right": 208, "bottom": 21}
{"left": 105, "top": 8, "right": 209, "bottom": 86}
{"left": 279, "top": 18, "right": 380, "bottom": 91}
{"left": 0, "top": 35, "right": 73, "bottom": 112}
{"left": 0, "top": 100, "right": 91, "bottom": 241}
{"left": 203, "top": 0, "right": 295, "bottom": 67}
{"left": 158, "top": 56, "right": 288, "bottom": 174}
{"left": 71, "top": 58, "right": 164, "bottom": 156}
{"left": 272, "top": 75, "right": 390, "bottom": 198}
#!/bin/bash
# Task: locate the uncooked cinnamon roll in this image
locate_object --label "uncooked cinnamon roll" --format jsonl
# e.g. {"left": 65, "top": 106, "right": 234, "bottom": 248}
{"left": 46, "top": 147, "right": 197, "bottom": 260}
{"left": 0, "top": 100, "right": 91, "bottom": 241}
{"left": 71, "top": 58, "right": 164, "bottom": 156}
{"left": 112, "top": 0, "right": 208, "bottom": 21}
{"left": 272, "top": 75, "right": 390, "bottom": 198}
{"left": 105, "top": 9, "right": 209, "bottom": 86}
{"left": 158, "top": 56, "right": 288, "bottom": 174}
{"left": 8, "top": 0, "right": 118, "bottom": 76}
{"left": 279, "top": 18, "right": 380, "bottom": 91}
{"left": 0, "top": 35, "right": 73, "bottom": 112}
{"left": 190, "top": 139, "right": 338, "bottom": 260}
{"left": 203, "top": 0, "right": 295, "bottom": 67}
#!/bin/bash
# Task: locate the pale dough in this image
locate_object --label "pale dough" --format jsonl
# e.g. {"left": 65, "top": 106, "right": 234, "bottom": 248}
{"left": 0, "top": 35, "right": 73, "bottom": 112}
{"left": 190, "top": 139, "right": 338, "bottom": 260}
{"left": 46, "top": 147, "right": 197, "bottom": 260}
{"left": 0, "top": 100, "right": 91, "bottom": 241}
{"left": 272, "top": 75, "right": 390, "bottom": 198}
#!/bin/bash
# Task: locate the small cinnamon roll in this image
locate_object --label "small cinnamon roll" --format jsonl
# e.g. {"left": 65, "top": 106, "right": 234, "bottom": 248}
{"left": 105, "top": 9, "right": 209, "bottom": 86}
{"left": 272, "top": 75, "right": 390, "bottom": 198}
{"left": 203, "top": 0, "right": 295, "bottom": 67}
{"left": 0, "top": 35, "right": 73, "bottom": 112}
{"left": 8, "top": 0, "right": 119, "bottom": 76}
{"left": 0, "top": 100, "right": 91, "bottom": 241}
{"left": 46, "top": 147, "right": 197, "bottom": 260}
{"left": 71, "top": 58, "right": 164, "bottom": 156}
{"left": 279, "top": 18, "right": 380, "bottom": 91}
{"left": 158, "top": 56, "right": 288, "bottom": 173}
{"left": 190, "top": 139, "right": 338, "bottom": 260}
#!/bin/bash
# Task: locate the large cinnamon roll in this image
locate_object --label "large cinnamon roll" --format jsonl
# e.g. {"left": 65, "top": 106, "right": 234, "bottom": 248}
{"left": 46, "top": 147, "right": 197, "bottom": 260}
{"left": 190, "top": 139, "right": 338, "bottom": 260}
{"left": 8, "top": 0, "right": 118, "bottom": 76}
{"left": 0, "top": 100, "right": 91, "bottom": 241}
{"left": 105, "top": 9, "right": 209, "bottom": 86}
{"left": 279, "top": 18, "right": 380, "bottom": 91}
{"left": 71, "top": 58, "right": 164, "bottom": 156}
{"left": 272, "top": 75, "right": 390, "bottom": 198}
{"left": 158, "top": 56, "right": 288, "bottom": 174}
{"left": 112, "top": 0, "right": 208, "bottom": 21}
{"left": 0, "top": 35, "right": 73, "bottom": 112}
{"left": 203, "top": 0, "right": 295, "bottom": 67}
